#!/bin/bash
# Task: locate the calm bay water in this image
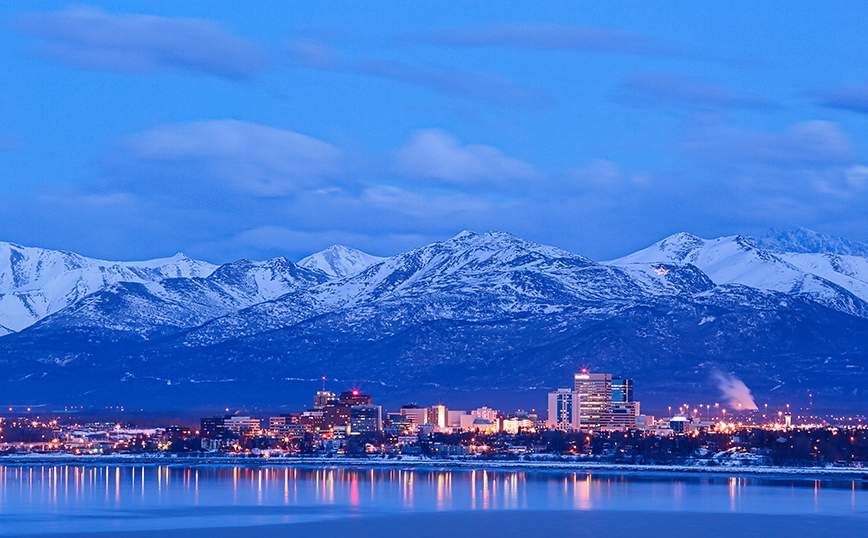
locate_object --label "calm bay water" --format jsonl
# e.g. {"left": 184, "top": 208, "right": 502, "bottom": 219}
{"left": 1, "top": 464, "right": 866, "bottom": 537}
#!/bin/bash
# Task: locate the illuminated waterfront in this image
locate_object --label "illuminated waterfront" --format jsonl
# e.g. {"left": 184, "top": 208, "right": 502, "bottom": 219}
{"left": 0, "top": 465, "right": 867, "bottom": 536}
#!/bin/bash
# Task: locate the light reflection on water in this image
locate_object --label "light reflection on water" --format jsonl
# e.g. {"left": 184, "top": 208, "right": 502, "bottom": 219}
{"left": 0, "top": 464, "right": 866, "bottom": 535}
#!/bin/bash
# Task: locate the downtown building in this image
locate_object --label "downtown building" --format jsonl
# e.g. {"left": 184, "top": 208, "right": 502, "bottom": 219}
{"left": 349, "top": 405, "right": 382, "bottom": 435}
{"left": 546, "top": 388, "right": 581, "bottom": 431}
{"left": 609, "top": 377, "right": 640, "bottom": 430}
{"left": 573, "top": 370, "right": 612, "bottom": 430}
{"left": 547, "top": 371, "right": 641, "bottom": 431}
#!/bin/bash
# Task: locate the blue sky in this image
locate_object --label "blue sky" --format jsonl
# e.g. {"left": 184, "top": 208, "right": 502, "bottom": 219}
{"left": 1, "top": 1, "right": 867, "bottom": 263}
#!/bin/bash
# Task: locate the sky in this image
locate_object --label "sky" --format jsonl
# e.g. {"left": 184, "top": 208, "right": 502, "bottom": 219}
{"left": 1, "top": 1, "right": 867, "bottom": 263}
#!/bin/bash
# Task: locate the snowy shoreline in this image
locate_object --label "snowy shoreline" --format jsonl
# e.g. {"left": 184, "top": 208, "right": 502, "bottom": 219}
{"left": 2, "top": 454, "right": 867, "bottom": 479}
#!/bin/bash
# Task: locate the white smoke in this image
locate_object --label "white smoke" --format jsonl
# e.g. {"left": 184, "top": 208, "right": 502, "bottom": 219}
{"left": 712, "top": 371, "right": 758, "bottom": 411}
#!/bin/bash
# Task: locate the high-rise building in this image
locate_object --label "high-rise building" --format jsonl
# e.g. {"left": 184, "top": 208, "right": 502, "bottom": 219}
{"left": 339, "top": 391, "right": 371, "bottom": 406}
{"left": 427, "top": 405, "right": 447, "bottom": 429}
{"left": 609, "top": 377, "right": 639, "bottom": 430}
{"left": 400, "top": 404, "right": 428, "bottom": 426}
{"left": 547, "top": 389, "right": 581, "bottom": 431}
{"left": 349, "top": 405, "right": 382, "bottom": 435}
{"left": 612, "top": 377, "right": 634, "bottom": 404}
{"left": 573, "top": 370, "right": 612, "bottom": 430}
{"left": 322, "top": 400, "right": 352, "bottom": 428}
{"left": 314, "top": 391, "right": 335, "bottom": 409}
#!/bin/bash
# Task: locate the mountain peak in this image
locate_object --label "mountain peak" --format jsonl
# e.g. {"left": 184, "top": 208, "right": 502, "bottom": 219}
{"left": 298, "top": 245, "right": 385, "bottom": 279}
{"left": 756, "top": 227, "right": 868, "bottom": 257}
{"left": 452, "top": 230, "right": 480, "bottom": 240}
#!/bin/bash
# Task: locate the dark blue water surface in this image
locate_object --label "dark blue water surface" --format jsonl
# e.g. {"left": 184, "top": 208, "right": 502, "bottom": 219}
{"left": 1, "top": 464, "right": 866, "bottom": 536}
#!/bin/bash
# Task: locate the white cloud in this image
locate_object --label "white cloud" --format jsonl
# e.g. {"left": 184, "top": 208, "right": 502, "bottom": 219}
{"left": 117, "top": 120, "right": 343, "bottom": 197}
{"left": 289, "top": 39, "right": 554, "bottom": 109}
{"left": 685, "top": 120, "right": 855, "bottom": 168}
{"left": 14, "top": 7, "right": 267, "bottom": 79}
{"left": 212, "top": 225, "right": 427, "bottom": 261}
{"left": 394, "top": 129, "right": 538, "bottom": 187}
{"left": 620, "top": 71, "right": 775, "bottom": 110}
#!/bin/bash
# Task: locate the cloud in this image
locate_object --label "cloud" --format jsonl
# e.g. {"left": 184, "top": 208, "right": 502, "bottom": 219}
{"left": 112, "top": 120, "right": 343, "bottom": 197}
{"left": 211, "top": 225, "right": 428, "bottom": 261}
{"left": 5, "top": 113, "right": 867, "bottom": 267}
{"left": 408, "top": 23, "right": 692, "bottom": 58}
{"left": 684, "top": 120, "right": 856, "bottom": 168}
{"left": 393, "top": 129, "right": 539, "bottom": 187}
{"left": 667, "top": 119, "right": 868, "bottom": 237}
{"left": 289, "top": 39, "right": 554, "bottom": 109}
{"left": 620, "top": 72, "right": 775, "bottom": 110}
{"left": 810, "top": 84, "right": 868, "bottom": 114}
{"left": 14, "top": 6, "right": 267, "bottom": 79}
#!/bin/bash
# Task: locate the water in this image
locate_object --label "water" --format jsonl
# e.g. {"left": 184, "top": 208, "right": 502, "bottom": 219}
{"left": 1, "top": 464, "right": 866, "bottom": 537}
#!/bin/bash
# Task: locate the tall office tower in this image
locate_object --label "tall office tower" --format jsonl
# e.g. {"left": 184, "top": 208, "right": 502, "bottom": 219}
{"left": 349, "top": 405, "right": 382, "bottom": 435}
{"left": 547, "top": 389, "right": 581, "bottom": 431}
{"left": 573, "top": 370, "right": 612, "bottom": 429}
{"left": 426, "top": 405, "right": 448, "bottom": 429}
{"left": 339, "top": 391, "right": 372, "bottom": 406}
{"left": 610, "top": 377, "right": 638, "bottom": 430}
{"left": 611, "top": 377, "right": 634, "bottom": 403}
{"left": 314, "top": 391, "right": 335, "bottom": 409}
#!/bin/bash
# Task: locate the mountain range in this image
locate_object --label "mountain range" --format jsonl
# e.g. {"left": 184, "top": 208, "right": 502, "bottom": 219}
{"left": 1, "top": 228, "right": 866, "bottom": 411}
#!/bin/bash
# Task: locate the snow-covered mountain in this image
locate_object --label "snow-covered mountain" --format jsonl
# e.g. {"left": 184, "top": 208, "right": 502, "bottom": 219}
{"left": 180, "top": 231, "right": 718, "bottom": 346}
{"left": 1, "top": 229, "right": 867, "bottom": 410}
{"left": 298, "top": 244, "right": 385, "bottom": 278}
{"left": 756, "top": 227, "right": 868, "bottom": 257}
{"left": 0, "top": 242, "right": 216, "bottom": 332}
{"left": 30, "top": 257, "right": 329, "bottom": 339}
{"left": 608, "top": 232, "right": 868, "bottom": 318}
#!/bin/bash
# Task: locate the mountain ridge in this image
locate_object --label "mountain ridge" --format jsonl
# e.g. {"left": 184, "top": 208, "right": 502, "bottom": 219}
{"left": 1, "top": 229, "right": 866, "bottom": 410}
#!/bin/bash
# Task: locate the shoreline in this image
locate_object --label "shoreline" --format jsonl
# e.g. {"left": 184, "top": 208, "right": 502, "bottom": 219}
{"left": 2, "top": 454, "right": 867, "bottom": 479}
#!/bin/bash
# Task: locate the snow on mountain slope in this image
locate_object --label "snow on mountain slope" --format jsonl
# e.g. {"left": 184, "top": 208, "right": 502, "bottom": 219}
{"left": 757, "top": 227, "right": 868, "bottom": 257}
{"left": 609, "top": 232, "right": 868, "bottom": 317}
{"left": 29, "top": 257, "right": 329, "bottom": 339}
{"left": 298, "top": 245, "right": 385, "bottom": 278}
{"left": 0, "top": 242, "right": 217, "bottom": 333}
{"left": 183, "top": 231, "right": 715, "bottom": 345}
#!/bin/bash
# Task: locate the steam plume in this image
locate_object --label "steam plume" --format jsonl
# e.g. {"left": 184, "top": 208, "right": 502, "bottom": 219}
{"left": 712, "top": 371, "right": 758, "bottom": 410}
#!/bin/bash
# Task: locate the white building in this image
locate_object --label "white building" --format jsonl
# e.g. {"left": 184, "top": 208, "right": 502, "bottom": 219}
{"left": 471, "top": 407, "right": 499, "bottom": 423}
{"left": 223, "top": 416, "right": 261, "bottom": 435}
{"left": 502, "top": 416, "right": 535, "bottom": 434}
{"left": 547, "top": 389, "right": 581, "bottom": 431}
{"left": 400, "top": 406, "right": 428, "bottom": 426}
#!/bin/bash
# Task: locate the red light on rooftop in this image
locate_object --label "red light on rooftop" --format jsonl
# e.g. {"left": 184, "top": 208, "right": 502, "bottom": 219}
{"left": 352, "top": 390, "right": 359, "bottom": 396}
